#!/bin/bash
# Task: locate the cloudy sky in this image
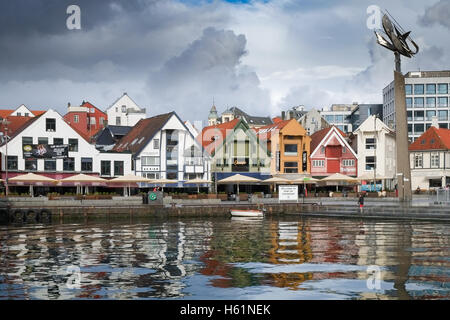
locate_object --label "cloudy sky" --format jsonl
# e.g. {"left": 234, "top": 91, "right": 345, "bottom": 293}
{"left": 0, "top": 0, "right": 449, "bottom": 124}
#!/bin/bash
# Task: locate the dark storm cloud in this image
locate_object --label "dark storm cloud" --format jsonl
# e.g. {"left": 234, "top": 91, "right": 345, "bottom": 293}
{"left": 419, "top": 0, "right": 450, "bottom": 29}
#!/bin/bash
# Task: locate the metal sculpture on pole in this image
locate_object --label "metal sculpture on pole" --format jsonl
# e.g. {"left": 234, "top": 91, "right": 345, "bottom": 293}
{"left": 374, "top": 11, "right": 419, "bottom": 201}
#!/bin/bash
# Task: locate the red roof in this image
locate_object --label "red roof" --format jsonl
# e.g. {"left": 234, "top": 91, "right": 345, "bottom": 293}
{"left": 0, "top": 116, "right": 39, "bottom": 143}
{"left": 310, "top": 126, "right": 346, "bottom": 153}
{"left": 409, "top": 126, "right": 450, "bottom": 151}
{"left": 0, "top": 109, "right": 46, "bottom": 118}
{"left": 198, "top": 118, "right": 240, "bottom": 155}
{"left": 254, "top": 119, "right": 291, "bottom": 141}
{"left": 272, "top": 117, "right": 283, "bottom": 124}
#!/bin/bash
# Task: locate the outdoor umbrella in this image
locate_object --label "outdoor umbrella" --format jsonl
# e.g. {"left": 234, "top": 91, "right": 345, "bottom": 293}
{"left": 9, "top": 173, "right": 57, "bottom": 196}
{"left": 108, "top": 174, "right": 153, "bottom": 197}
{"left": 185, "top": 178, "right": 211, "bottom": 193}
{"left": 320, "top": 173, "right": 358, "bottom": 192}
{"left": 263, "top": 176, "right": 292, "bottom": 194}
{"left": 217, "top": 174, "right": 261, "bottom": 195}
{"left": 59, "top": 173, "right": 107, "bottom": 194}
{"left": 151, "top": 178, "right": 179, "bottom": 193}
{"left": 294, "top": 176, "right": 320, "bottom": 197}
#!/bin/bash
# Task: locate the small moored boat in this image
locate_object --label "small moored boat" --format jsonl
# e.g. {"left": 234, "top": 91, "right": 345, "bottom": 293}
{"left": 230, "top": 209, "right": 264, "bottom": 217}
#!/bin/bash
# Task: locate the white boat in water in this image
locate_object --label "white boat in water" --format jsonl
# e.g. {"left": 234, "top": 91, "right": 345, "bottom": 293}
{"left": 230, "top": 209, "right": 264, "bottom": 217}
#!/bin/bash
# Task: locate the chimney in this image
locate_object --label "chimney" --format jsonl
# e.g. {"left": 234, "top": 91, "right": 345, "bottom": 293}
{"left": 68, "top": 102, "right": 71, "bottom": 109}
{"left": 289, "top": 111, "right": 294, "bottom": 119}
{"left": 281, "top": 111, "right": 286, "bottom": 120}
{"left": 431, "top": 116, "right": 439, "bottom": 128}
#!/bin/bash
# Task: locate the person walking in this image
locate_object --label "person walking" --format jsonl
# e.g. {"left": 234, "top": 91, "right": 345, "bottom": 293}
{"left": 358, "top": 193, "right": 365, "bottom": 213}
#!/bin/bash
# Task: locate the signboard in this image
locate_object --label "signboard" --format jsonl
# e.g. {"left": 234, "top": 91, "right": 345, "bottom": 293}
{"left": 361, "top": 184, "right": 382, "bottom": 192}
{"left": 276, "top": 151, "right": 280, "bottom": 172}
{"left": 23, "top": 144, "right": 69, "bottom": 159}
{"left": 279, "top": 185, "right": 298, "bottom": 201}
{"left": 302, "top": 151, "right": 307, "bottom": 171}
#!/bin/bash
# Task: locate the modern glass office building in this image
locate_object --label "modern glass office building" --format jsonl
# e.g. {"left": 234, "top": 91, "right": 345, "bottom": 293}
{"left": 383, "top": 71, "right": 450, "bottom": 141}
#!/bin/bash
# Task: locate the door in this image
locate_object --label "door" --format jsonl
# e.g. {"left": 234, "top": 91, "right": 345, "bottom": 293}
{"left": 327, "top": 159, "right": 340, "bottom": 173}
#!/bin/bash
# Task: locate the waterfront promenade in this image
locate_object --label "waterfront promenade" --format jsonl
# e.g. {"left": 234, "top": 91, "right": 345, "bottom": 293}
{"left": 1, "top": 194, "right": 449, "bottom": 223}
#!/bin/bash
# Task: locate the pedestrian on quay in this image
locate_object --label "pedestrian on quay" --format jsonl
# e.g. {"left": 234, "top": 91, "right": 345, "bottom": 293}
{"left": 358, "top": 193, "right": 365, "bottom": 213}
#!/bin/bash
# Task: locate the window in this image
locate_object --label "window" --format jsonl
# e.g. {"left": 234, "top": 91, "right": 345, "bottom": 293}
{"left": 321, "top": 146, "right": 325, "bottom": 154}
{"left": 426, "top": 97, "right": 436, "bottom": 108}
{"left": 17, "top": 112, "right": 21, "bottom": 116}
{"left": 63, "top": 158, "right": 75, "bottom": 171}
{"left": 414, "top": 111, "right": 424, "bottom": 121}
{"left": 426, "top": 84, "right": 436, "bottom": 94}
{"left": 100, "top": 117, "right": 105, "bottom": 126}
{"left": 166, "top": 172, "right": 177, "bottom": 180}
{"left": 438, "top": 110, "right": 448, "bottom": 121}
{"left": 312, "top": 160, "right": 324, "bottom": 167}
{"left": 68, "top": 139, "right": 78, "bottom": 152}
{"left": 90, "top": 108, "right": 95, "bottom": 113}
{"left": 24, "top": 113, "right": 29, "bottom": 117}
{"left": 365, "top": 156, "right": 376, "bottom": 170}
{"left": 116, "top": 117, "right": 121, "bottom": 125}
{"left": 405, "top": 84, "right": 412, "bottom": 95}
{"left": 25, "top": 159, "right": 37, "bottom": 171}
{"left": 53, "top": 138, "right": 64, "bottom": 145}
{"left": 114, "top": 161, "right": 124, "bottom": 176}
{"left": 439, "top": 123, "right": 448, "bottom": 129}
{"left": 74, "top": 115, "right": 79, "bottom": 123}
{"left": 408, "top": 124, "right": 413, "bottom": 134}
{"left": 365, "top": 138, "right": 376, "bottom": 150}
{"left": 22, "top": 136, "right": 33, "bottom": 147}
{"left": 325, "top": 115, "right": 334, "bottom": 122}
{"left": 44, "top": 160, "right": 56, "bottom": 171}
{"left": 38, "top": 137, "right": 48, "bottom": 145}
{"left": 141, "top": 156, "right": 160, "bottom": 166}
{"left": 414, "top": 97, "right": 424, "bottom": 108}
{"left": 343, "top": 159, "right": 354, "bottom": 166}
{"left": 431, "top": 153, "right": 440, "bottom": 168}
{"left": 335, "top": 115, "right": 344, "bottom": 122}
{"left": 144, "top": 172, "right": 160, "bottom": 179}
{"left": 101, "top": 161, "right": 111, "bottom": 176}
{"left": 414, "top": 123, "right": 425, "bottom": 134}
{"left": 438, "top": 83, "right": 448, "bottom": 94}
{"left": 46, "top": 118, "right": 56, "bottom": 131}
{"left": 438, "top": 97, "right": 448, "bottom": 107}
{"left": 7, "top": 156, "right": 18, "bottom": 170}
{"left": 284, "top": 144, "right": 298, "bottom": 156}
{"left": 406, "top": 98, "right": 412, "bottom": 108}
{"left": 153, "top": 139, "right": 159, "bottom": 149}
{"left": 342, "top": 147, "right": 347, "bottom": 153}
{"left": 81, "top": 158, "right": 93, "bottom": 172}
{"left": 414, "top": 84, "right": 424, "bottom": 95}
{"left": 414, "top": 154, "right": 423, "bottom": 168}
{"left": 121, "top": 106, "right": 127, "bottom": 113}
{"left": 426, "top": 110, "right": 436, "bottom": 121}
{"left": 90, "top": 117, "right": 96, "bottom": 125}
{"left": 284, "top": 162, "right": 298, "bottom": 173}
{"left": 407, "top": 111, "right": 413, "bottom": 121}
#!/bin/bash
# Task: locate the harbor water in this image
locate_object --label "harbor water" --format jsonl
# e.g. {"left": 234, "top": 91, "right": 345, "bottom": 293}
{"left": 0, "top": 216, "right": 448, "bottom": 300}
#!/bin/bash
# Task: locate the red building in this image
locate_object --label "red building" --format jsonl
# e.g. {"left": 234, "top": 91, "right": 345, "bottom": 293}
{"left": 63, "top": 101, "right": 107, "bottom": 141}
{"left": 309, "top": 126, "right": 357, "bottom": 177}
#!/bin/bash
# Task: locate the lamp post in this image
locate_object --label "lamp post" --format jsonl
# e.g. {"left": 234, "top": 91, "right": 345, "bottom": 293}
{"left": 373, "top": 114, "right": 377, "bottom": 192}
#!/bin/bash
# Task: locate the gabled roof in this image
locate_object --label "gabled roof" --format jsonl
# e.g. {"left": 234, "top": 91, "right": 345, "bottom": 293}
{"left": 93, "top": 125, "right": 133, "bottom": 146}
{"left": 310, "top": 126, "right": 353, "bottom": 157}
{"left": 0, "top": 109, "right": 46, "bottom": 118}
{"left": 198, "top": 118, "right": 240, "bottom": 155}
{"left": 222, "top": 106, "right": 272, "bottom": 126}
{"left": 409, "top": 126, "right": 450, "bottom": 151}
{"left": 0, "top": 116, "right": 40, "bottom": 146}
{"left": 254, "top": 119, "right": 291, "bottom": 141}
{"left": 113, "top": 112, "right": 174, "bottom": 154}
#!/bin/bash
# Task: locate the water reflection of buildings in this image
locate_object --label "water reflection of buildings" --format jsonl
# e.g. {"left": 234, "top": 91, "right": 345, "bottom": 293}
{"left": 0, "top": 221, "right": 213, "bottom": 299}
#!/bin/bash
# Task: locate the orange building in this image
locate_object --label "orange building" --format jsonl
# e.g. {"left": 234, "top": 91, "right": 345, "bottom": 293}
{"left": 255, "top": 119, "right": 311, "bottom": 175}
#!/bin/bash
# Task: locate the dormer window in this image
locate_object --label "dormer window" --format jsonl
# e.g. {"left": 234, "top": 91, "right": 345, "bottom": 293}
{"left": 46, "top": 118, "right": 56, "bottom": 131}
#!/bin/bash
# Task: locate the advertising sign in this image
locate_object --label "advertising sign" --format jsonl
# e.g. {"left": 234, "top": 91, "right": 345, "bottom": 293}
{"left": 279, "top": 185, "right": 298, "bottom": 201}
{"left": 23, "top": 144, "right": 69, "bottom": 159}
{"left": 302, "top": 151, "right": 307, "bottom": 171}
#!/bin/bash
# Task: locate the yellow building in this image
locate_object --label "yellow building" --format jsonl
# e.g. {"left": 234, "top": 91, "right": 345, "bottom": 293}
{"left": 255, "top": 119, "right": 311, "bottom": 175}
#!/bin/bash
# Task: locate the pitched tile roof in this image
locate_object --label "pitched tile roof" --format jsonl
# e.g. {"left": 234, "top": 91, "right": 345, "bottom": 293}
{"left": 0, "top": 109, "right": 46, "bottom": 118}
{"left": 409, "top": 126, "right": 450, "bottom": 151}
{"left": 254, "top": 119, "right": 291, "bottom": 141}
{"left": 310, "top": 126, "right": 346, "bottom": 153}
{"left": 0, "top": 116, "right": 40, "bottom": 145}
{"left": 198, "top": 118, "right": 240, "bottom": 155}
{"left": 112, "top": 112, "right": 174, "bottom": 154}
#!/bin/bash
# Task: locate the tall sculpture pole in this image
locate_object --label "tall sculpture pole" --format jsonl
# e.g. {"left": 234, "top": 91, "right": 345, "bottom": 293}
{"left": 374, "top": 13, "right": 419, "bottom": 202}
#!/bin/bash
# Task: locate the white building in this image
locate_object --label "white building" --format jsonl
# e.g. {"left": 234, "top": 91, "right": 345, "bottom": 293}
{"left": 353, "top": 115, "right": 396, "bottom": 190}
{"left": 383, "top": 70, "right": 450, "bottom": 141}
{"left": 113, "top": 112, "right": 210, "bottom": 186}
{"left": 0, "top": 109, "right": 132, "bottom": 180}
{"left": 320, "top": 103, "right": 357, "bottom": 134}
{"left": 106, "top": 93, "right": 146, "bottom": 127}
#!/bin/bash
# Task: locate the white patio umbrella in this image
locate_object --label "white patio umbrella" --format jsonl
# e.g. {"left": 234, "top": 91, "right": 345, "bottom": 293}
{"left": 321, "top": 173, "right": 358, "bottom": 192}
{"left": 151, "top": 178, "right": 179, "bottom": 193}
{"left": 108, "top": 174, "right": 153, "bottom": 197}
{"left": 185, "top": 178, "right": 211, "bottom": 193}
{"left": 217, "top": 174, "right": 261, "bottom": 195}
{"left": 9, "top": 173, "right": 57, "bottom": 196}
{"left": 59, "top": 173, "right": 107, "bottom": 194}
